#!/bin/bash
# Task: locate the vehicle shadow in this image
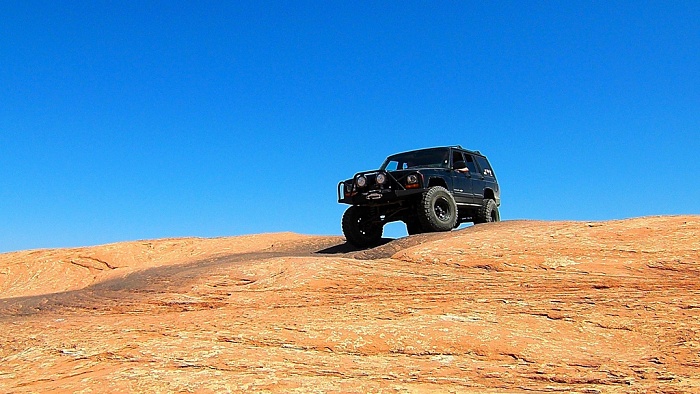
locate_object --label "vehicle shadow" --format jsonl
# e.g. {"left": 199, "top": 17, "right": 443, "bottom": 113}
{"left": 314, "top": 238, "right": 394, "bottom": 254}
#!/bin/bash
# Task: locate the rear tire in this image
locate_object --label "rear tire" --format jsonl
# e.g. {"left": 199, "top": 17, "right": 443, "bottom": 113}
{"left": 417, "top": 186, "right": 458, "bottom": 232}
{"left": 342, "top": 206, "right": 383, "bottom": 247}
{"left": 474, "top": 199, "right": 500, "bottom": 224}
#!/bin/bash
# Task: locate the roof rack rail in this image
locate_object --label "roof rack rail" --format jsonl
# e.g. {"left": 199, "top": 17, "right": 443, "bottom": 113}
{"left": 451, "top": 145, "right": 483, "bottom": 155}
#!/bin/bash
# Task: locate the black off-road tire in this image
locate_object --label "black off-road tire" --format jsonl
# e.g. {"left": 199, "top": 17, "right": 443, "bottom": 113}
{"left": 342, "top": 206, "right": 383, "bottom": 247}
{"left": 474, "top": 198, "right": 500, "bottom": 224}
{"left": 418, "top": 186, "right": 458, "bottom": 232}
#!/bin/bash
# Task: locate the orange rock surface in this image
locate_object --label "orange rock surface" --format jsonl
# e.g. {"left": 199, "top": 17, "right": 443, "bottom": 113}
{"left": 1, "top": 216, "right": 699, "bottom": 393}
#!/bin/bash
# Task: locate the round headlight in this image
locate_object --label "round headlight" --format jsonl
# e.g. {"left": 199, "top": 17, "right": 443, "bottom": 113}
{"left": 376, "top": 173, "right": 387, "bottom": 184}
{"left": 356, "top": 176, "right": 367, "bottom": 187}
{"left": 406, "top": 174, "right": 419, "bottom": 184}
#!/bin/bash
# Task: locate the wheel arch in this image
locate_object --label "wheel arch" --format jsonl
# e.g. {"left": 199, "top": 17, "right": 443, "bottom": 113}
{"left": 427, "top": 177, "right": 448, "bottom": 189}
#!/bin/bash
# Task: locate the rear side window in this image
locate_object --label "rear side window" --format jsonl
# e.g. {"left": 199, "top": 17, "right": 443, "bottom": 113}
{"left": 475, "top": 156, "right": 495, "bottom": 177}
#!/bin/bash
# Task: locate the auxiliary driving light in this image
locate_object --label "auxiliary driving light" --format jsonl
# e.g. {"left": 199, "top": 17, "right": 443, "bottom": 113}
{"left": 376, "top": 173, "right": 387, "bottom": 184}
{"left": 356, "top": 176, "right": 367, "bottom": 187}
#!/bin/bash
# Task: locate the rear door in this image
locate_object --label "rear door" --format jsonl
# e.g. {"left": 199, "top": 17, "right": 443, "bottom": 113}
{"left": 473, "top": 155, "right": 496, "bottom": 202}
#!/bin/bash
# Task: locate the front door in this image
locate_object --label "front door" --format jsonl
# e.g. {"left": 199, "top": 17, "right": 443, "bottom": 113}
{"left": 451, "top": 151, "right": 473, "bottom": 204}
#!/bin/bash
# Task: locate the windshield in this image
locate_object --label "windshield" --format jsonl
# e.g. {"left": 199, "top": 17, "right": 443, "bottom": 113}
{"left": 380, "top": 148, "right": 450, "bottom": 171}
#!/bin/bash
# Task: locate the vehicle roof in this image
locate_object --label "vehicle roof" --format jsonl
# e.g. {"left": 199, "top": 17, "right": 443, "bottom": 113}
{"left": 387, "top": 145, "right": 484, "bottom": 157}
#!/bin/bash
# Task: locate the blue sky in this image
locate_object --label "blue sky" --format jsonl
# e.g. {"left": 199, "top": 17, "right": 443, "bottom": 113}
{"left": 1, "top": 1, "right": 699, "bottom": 252}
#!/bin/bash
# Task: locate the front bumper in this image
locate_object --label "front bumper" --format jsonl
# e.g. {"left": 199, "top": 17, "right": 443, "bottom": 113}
{"left": 338, "top": 182, "right": 424, "bottom": 205}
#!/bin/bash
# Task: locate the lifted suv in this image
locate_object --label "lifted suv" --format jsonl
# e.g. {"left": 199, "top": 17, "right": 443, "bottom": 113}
{"left": 338, "top": 146, "right": 500, "bottom": 247}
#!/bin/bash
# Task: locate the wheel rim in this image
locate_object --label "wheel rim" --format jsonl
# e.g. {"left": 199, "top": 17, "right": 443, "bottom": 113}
{"left": 434, "top": 197, "right": 452, "bottom": 222}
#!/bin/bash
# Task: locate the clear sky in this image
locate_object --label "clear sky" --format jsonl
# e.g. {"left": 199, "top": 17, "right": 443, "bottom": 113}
{"left": 1, "top": 1, "right": 699, "bottom": 253}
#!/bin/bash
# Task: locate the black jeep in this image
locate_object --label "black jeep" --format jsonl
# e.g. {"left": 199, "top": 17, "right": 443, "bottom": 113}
{"left": 337, "top": 146, "right": 500, "bottom": 247}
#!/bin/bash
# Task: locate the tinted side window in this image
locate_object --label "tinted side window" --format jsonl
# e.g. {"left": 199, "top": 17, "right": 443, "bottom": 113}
{"left": 463, "top": 154, "right": 478, "bottom": 173}
{"left": 451, "top": 151, "right": 464, "bottom": 167}
{"left": 475, "top": 156, "right": 494, "bottom": 177}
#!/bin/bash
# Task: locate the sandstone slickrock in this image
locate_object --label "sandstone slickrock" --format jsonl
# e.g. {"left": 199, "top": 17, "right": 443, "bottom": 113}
{"left": 1, "top": 216, "right": 698, "bottom": 393}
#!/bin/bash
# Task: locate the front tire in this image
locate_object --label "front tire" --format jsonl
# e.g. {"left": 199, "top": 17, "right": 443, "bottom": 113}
{"left": 342, "top": 206, "right": 383, "bottom": 247}
{"left": 417, "top": 186, "right": 458, "bottom": 232}
{"left": 474, "top": 199, "right": 500, "bottom": 224}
